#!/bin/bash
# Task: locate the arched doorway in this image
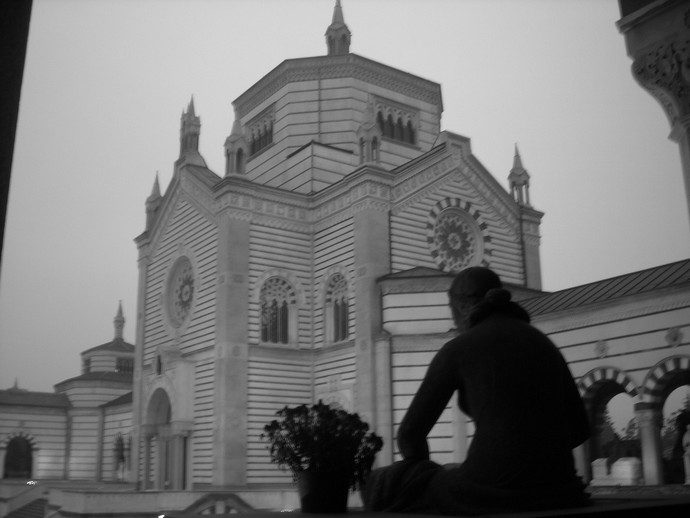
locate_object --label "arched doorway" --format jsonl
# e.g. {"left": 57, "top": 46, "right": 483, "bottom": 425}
{"left": 143, "top": 388, "right": 189, "bottom": 490}
{"left": 3, "top": 436, "right": 33, "bottom": 479}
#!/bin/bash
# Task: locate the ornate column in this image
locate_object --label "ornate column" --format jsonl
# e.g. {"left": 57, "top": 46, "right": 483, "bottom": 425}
{"left": 635, "top": 402, "right": 664, "bottom": 485}
{"left": 212, "top": 212, "right": 250, "bottom": 486}
{"left": 619, "top": 1, "right": 690, "bottom": 224}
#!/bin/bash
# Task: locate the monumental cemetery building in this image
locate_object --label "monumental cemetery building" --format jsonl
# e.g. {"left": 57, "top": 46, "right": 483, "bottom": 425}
{"left": 1, "top": 1, "right": 689, "bottom": 515}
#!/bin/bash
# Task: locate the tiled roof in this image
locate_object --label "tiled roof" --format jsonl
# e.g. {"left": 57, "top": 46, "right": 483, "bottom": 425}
{"left": 81, "top": 338, "right": 134, "bottom": 355}
{"left": 54, "top": 371, "right": 132, "bottom": 387}
{"left": 522, "top": 259, "right": 690, "bottom": 317}
{"left": 101, "top": 391, "right": 133, "bottom": 408}
{"left": 0, "top": 389, "right": 70, "bottom": 408}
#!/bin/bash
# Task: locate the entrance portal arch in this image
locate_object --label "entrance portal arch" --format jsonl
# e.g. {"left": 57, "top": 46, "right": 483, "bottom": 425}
{"left": 142, "top": 388, "right": 189, "bottom": 490}
{"left": 2, "top": 433, "right": 36, "bottom": 479}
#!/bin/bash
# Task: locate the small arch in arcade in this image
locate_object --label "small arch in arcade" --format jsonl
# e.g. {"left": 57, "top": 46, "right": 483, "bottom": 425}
{"left": 578, "top": 367, "right": 640, "bottom": 465}
{"left": 641, "top": 355, "right": 690, "bottom": 406}
{"left": 642, "top": 356, "right": 690, "bottom": 483}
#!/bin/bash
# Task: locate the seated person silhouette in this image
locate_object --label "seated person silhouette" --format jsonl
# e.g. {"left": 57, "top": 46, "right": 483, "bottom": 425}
{"left": 364, "top": 267, "right": 590, "bottom": 514}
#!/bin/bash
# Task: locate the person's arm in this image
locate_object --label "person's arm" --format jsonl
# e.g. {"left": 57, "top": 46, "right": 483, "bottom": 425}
{"left": 397, "top": 343, "right": 458, "bottom": 461}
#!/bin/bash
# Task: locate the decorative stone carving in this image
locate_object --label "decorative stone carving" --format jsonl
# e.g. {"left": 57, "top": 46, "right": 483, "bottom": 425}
{"left": 666, "top": 326, "right": 684, "bottom": 347}
{"left": 633, "top": 39, "right": 690, "bottom": 123}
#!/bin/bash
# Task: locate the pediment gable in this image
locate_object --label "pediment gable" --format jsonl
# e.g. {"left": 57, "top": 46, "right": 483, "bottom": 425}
{"left": 391, "top": 132, "right": 520, "bottom": 229}
{"left": 146, "top": 166, "right": 220, "bottom": 254}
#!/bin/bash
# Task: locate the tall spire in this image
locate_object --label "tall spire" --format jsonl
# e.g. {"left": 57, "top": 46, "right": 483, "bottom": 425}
{"left": 508, "top": 143, "right": 531, "bottom": 206}
{"left": 114, "top": 301, "right": 125, "bottom": 340}
{"left": 325, "top": 0, "right": 351, "bottom": 56}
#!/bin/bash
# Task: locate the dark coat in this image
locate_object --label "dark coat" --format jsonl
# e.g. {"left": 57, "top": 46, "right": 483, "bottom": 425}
{"left": 367, "top": 298, "right": 590, "bottom": 514}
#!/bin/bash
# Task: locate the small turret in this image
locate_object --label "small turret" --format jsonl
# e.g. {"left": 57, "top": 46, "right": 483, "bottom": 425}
{"left": 325, "top": 0, "right": 351, "bottom": 56}
{"left": 224, "top": 108, "right": 248, "bottom": 176}
{"left": 114, "top": 301, "right": 125, "bottom": 340}
{"left": 508, "top": 144, "right": 531, "bottom": 206}
{"left": 178, "top": 96, "right": 207, "bottom": 167}
{"left": 145, "top": 173, "right": 162, "bottom": 230}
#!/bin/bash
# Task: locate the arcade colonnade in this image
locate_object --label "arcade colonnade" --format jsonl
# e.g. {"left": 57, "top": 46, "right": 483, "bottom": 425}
{"left": 575, "top": 356, "right": 690, "bottom": 484}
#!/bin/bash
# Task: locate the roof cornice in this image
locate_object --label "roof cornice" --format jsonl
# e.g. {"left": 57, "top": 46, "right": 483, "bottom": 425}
{"left": 233, "top": 53, "right": 443, "bottom": 119}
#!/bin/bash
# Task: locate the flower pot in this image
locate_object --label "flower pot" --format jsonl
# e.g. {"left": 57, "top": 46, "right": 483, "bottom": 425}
{"left": 297, "top": 470, "right": 349, "bottom": 513}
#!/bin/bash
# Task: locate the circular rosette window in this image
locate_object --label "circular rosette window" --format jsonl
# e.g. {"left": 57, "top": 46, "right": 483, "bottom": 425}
{"left": 429, "top": 208, "right": 482, "bottom": 272}
{"left": 166, "top": 256, "right": 195, "bottom": 328}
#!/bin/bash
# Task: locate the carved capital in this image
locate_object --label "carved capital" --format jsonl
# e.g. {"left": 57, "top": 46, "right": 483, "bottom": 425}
{"left": 633, "top": 38, "right": 690, "bottom": 124}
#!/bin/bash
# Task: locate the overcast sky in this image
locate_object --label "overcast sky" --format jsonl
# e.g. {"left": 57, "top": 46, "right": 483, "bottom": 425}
{"left": 1, "top": 0, "right": 689, "bottom": 392}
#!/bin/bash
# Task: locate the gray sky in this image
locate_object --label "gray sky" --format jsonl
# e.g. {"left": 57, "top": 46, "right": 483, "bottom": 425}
{"left": 1, "top": 0, "right": 689, "bottom": 392}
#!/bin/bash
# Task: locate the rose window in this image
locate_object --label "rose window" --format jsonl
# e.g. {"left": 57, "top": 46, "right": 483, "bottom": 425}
{"left": 167, "top": 257, "right": 195, "bottom": 328}
{"left": 430, "top": 208, "right": 479, "bottom": 272}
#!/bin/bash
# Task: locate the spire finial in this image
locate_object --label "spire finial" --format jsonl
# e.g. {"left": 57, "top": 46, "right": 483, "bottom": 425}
{"left": 187, "top": 95, "right": 195, "bottom": 117}
{"left": 114, "top": 300, "right": 125, "bottom": 340}
{"left": 149, "top": 172, "right": 161, "bottom": 199}
{"left": 513, "top": 143, "right": 524, "bottom": 170}
{"left": 332, "top": 0, "right": 345, "bottom": 24}
{"left": 326, "top": 0, "right": 351, "bottom": 56}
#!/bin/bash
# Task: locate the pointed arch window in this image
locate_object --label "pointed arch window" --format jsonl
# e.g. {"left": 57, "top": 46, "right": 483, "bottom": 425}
{"left": 377, "top": 111, "right": 385, "bottom": 134}
{"left": 260, "top": 276, "right": 297, "bottom": 345}
{"left": 395, "top": 117, "right": 404, "bottom": 140}
{"left": 235, "top": 148, "right": 245, "bottom": 174}
{"left": 405, "top": 120, "right": 415, "bottom": 144}
{"left": 325, "top": 273, "right": 349, "bottom": 344}
{"left": 372, "top": 137, "right": 379, "bottom": 162}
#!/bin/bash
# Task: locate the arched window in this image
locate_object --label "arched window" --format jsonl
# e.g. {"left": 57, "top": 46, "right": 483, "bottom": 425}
{"left": 325, "top": 273, "right": 349, "bottom": 343}
{"left": 406, "top": 120, "right": 415, "bottom": 144}
{"left": 386, "top": 114, "right": 394, "bottom": 138}
{"left": 260, "top": 277, "right": 296, "bottom": 345}
{"left": 372, "top": 137, "right": 379, "bottom": 162}
{"left": 377, "top": 111, "right": 385, "bottom": 134}
{"left": 395, "top": 117, "right": 404, "bottom": 140}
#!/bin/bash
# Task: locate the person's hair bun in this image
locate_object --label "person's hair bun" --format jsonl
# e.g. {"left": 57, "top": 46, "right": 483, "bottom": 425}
{"left": 484, "top": 288, "right": 511, "bottom": 306}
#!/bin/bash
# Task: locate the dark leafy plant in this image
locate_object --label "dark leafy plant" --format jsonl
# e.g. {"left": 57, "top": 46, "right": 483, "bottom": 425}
{"left": 261, "top": 400, "right": 383, "bottom": 490}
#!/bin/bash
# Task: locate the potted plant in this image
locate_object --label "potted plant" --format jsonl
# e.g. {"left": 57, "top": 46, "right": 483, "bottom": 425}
{"left": 261, "top": 400, "right": 383, "bottom": 513}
